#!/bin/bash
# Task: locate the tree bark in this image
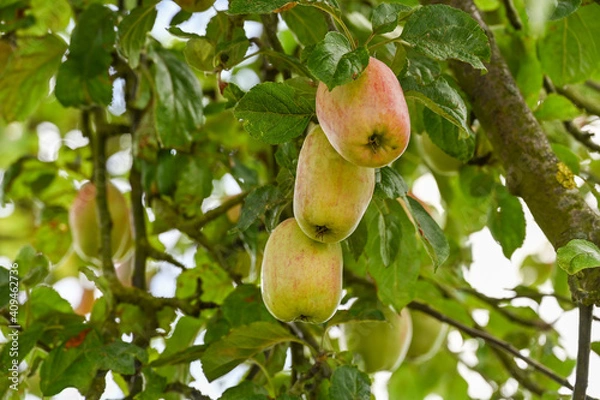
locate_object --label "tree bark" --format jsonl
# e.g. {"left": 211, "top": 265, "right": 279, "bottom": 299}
{"left": 421, "top": 0, "right": 600, "bottom": 306}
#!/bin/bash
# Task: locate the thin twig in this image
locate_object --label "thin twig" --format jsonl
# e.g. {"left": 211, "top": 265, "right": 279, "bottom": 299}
{"left": 544, "top": 76, "right": 600, "bottom": 153}
{"left": 408, "top": 301, "right": 574, "bottom": 390}
{"left": 501, "top": 0, "right": 522, "bottom": 30}
{"left": 585, "top": 80, "right": 600, "bottom": 92}
{"left": 491, "top": 346, "right": 545, "bottom": 396}
{"left": 89, "top": 108, "right": 118, "bottom": 283}
{"left": 260, "top": 14, "right": 291, "bottom": 80}
{"left": 146, "top": 245, "right": 187, "bottom": 269}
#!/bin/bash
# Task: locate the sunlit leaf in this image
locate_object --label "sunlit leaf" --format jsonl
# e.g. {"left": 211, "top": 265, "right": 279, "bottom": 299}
{"left": 235, "top": 82, "right": 314, "bottom": 144}
{"left": 0, "top": 35, "right": 66, "bottom": 121}
{"left": 200, "top": 321, "right": 302, "bottom": 381}
{"left": 557, "top": 239, "right": 600, "bottom": 275}
{"left": 401, "top": 4, "right": 490, "bottom": 70}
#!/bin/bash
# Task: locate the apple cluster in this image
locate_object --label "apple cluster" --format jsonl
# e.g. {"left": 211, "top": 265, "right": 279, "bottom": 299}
{"left": 261, "top": 57, "right": 412, "bottom": 324}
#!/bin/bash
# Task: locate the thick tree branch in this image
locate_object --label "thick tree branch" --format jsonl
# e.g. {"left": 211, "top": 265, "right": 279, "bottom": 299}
{"left": 422, "top": 0, "right": 600, "bottom": 306}
{"left": 574, "top": 304, "right": 594, "bottom": 400}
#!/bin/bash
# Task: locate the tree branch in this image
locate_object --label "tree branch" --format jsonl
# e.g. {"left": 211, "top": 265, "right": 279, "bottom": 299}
{"left": 88, "top": 108, "right": 118, "bottom": 283}
{"left": 574, "top": 304, "right": 594, "bottom": 400}
{"left": 556, "top": 84, "right": 600, "bottom": 117}
{"left": 544, "top": 76, "right": 600, "bottom": 153}
{"left": 408, "top": 301, "right": 574, "bottom": 391}
{"left": 421, "top": 0, "right": 600, "bottom": 306}
{"left": 129, "top": 164, "right": 148, "bottom": 289}
{"left": 501, "top": 0, "right": 522, "bottom": 30}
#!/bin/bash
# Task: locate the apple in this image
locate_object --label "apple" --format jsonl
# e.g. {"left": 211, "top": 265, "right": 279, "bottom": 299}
{"left": 261, "top": 218, "right": 343, "bottom": 324}
{"left": 418, "top": 133, "right": 462, "bottom": 175}
{"left": 342, "top": 305, "right": 412, "bottom": 373}
{"left": 69, "top": 181, "right": 133, "bottom": 264}
{"left": 294, "top": 125, "right": 375, "bottom": 243}
{"left": 315, "top": 57, "right": 411, "bottom": 168}
{"left": 405, "top": 309, "right": 448, "bottom": 363}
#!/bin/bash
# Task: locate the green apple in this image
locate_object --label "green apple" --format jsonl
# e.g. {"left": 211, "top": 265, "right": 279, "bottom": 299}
{"left": 405, "top": 309, "right": 448, "bottom": 363}
{"left": 69, "top": 181, "right": 133, "bottom": 264}
{"left": 342, "top": 305, "right": 412, "bottom": 373}
{"left": 316, "top": 57, "right": 411, "bottom": 168}
{"left": 294, "top": 125, "right": 375, "bottom": 243}
{"left": 418, "top": 133, "right": 462, "bottom": 175}
{"left": 261, "top": 218, "right": 343, "bottom": 324}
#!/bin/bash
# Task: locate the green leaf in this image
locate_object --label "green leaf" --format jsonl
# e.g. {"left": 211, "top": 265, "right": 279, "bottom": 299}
{"left": 401, "top": 4, "right": 490, "bottom": 70}
{"left": 236, "top": 185, "right": 282, "bottom": 232}
{"left": 550, "top": 0, "right": 582, "bottom": 20}
{"left": 371, "top": 3, "right": 412, "bottom": 35}
{"left": 306, "top": 32, "right": 370, "bottom": 90}
{"left": 539, "top": 6, "right": 600, "bottom": 86}
{"left": 228, "top": 0, "right": 292, "bottom": 14}
{"left": 234, "top": 82, "right": 315, "bottom": 144}
{"left": 195, "top": 261, "right": 235, "bottom": 304}
{"left": 534, "top": 93, "right": 581, "bottom": 121}
{"left": 329, "top": 365, "right": 371, "bottom": 400}
{"left": 367, "top": 200, "right": 420, "bottom": 311}
{"left": 346, "top": 217, "right": 368, "bottom": 261}
{"left": 184, "top": 37, "right": 216, "bottom": 71}
{"left": 378, "top": 209, "right": 402, "bottom": 267}
{"left": 556, "top": 239, "right": 600, "bottom": 275}
{"left": 151, "top": 47, "right": 204, "bottom": 150}
{"left": 97, "top": 341, "right": 148, "bottom": 375}
{"left": 222, "top": 284, "right": 276, "bottom": 328}
{"left": 551, "top": 143, "right": 580, "bottom": 174}
{"left": 0, "top": 35, "right": 66, "bottom": 121}
{"left": 405, "top": 49, "right": 442, "bottom": 85}
{"left": 39, "top": 330, "right": 102, "bottom": 396}
{"left": 591, "top": 341, "right": 600, "bottom": 357}
{"left": 150, "top": 344, "right": 206, "bottom": 367}
{"left": 22, "top": 286, "right": 73, "bottom": 324}
{"left": 173, "top": 157, "right": 213, "bottom": 216}
{"left": 374, "top": 167, "right": 409, "bottom": 200}
{"left": 423, "top": 108, "right": 475, "bottom": 163}
{"left": 161, "top": 316, "right": 204, "bottom": 359}
{"left": 488, "top": 185, "right": 526, "bottom": 259}
{"left": 282, "top": 5, "right": 328, "bottom": 46}
{"left": 55, "top": 4, "right": 116, "bottom": 107}
{"left": 220, "top": 381, "right": 269, "bottom": 400}
{"left": 172, "top": 0, "right": 215, "bottom": 12}
{"left": 200, "top": 321, "right": 302, "bottom": 381}
{"left": 401, "top": 75, "right": 473, "bottom": 139}
{"left": 215, "top": 27, "right": 250, "bottom": 70}
{"left": 117, "top": 5, "right": 157, "bottom": 69}
{"left": 14, "top": 244, "right": 49, "bottom": 286}
{"left": 0, "top": 267, "right": 9, "bottom": 310}
{"left": 139, "top": 367, "right": 167, "bottom": 400}
{"left": 407, "top": 197, "right": 450, "bottom": 269}
{"left": 25, "top": 0, "right": 71, "bottom": 34}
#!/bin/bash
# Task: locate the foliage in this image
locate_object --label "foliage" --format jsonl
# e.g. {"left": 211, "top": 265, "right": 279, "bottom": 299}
{"left": 1, "top": 0, "right": 600, "bottom": 399}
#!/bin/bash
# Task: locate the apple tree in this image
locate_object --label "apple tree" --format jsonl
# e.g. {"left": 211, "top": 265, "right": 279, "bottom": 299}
{"left": 1, "top": 0, "right": 600, "bottom": 399}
